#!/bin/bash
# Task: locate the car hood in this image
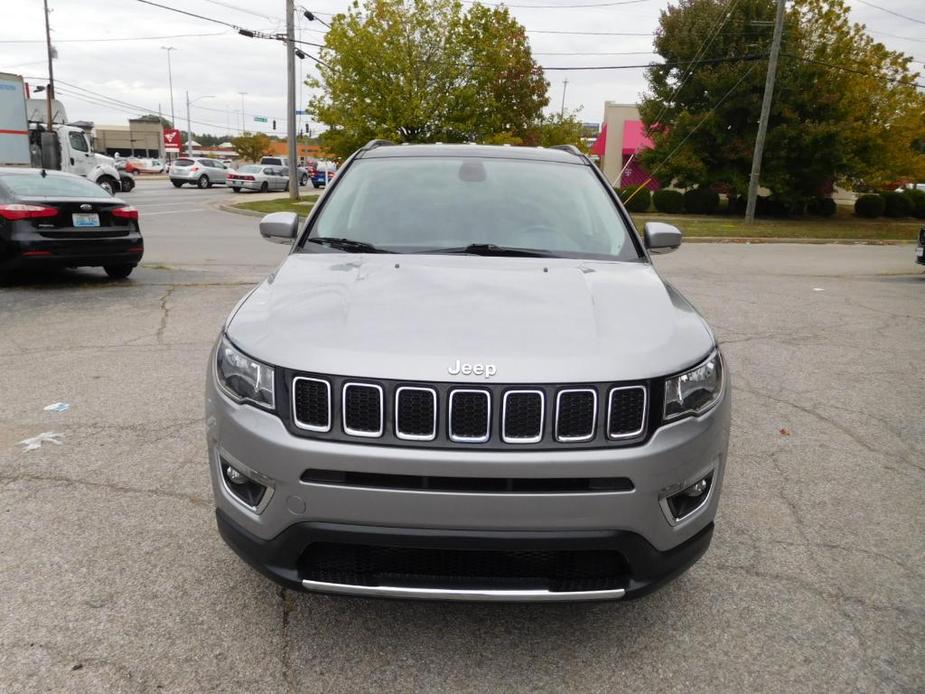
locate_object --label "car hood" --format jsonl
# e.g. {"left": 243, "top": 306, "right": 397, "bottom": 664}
{"left": 226, "top": 253, "right": 715, "bottom": 383}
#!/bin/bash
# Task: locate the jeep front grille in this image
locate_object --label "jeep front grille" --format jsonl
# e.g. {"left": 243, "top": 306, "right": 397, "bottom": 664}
{"left": 395, "top": 387, "right": 437, "bottom": 441}
{"left": 449, "top": 390, "right": 491, "bottom": 443}
{"left": 607, "top": 386, "right": 646, "bottom": 439}
{"left": 502, "top": 390, "right": 544, "bottom": 443}
{"left": 555, "top": 389, "right": 597, "bottom": 442}
{"left": 288, "top": 374, "right": 651, "bottom": 449}
{"left": 341, "top": 383, "right": 383, "bottom": 437}
{"left": 292, "top": 377, "right": 331, "bottom": 432}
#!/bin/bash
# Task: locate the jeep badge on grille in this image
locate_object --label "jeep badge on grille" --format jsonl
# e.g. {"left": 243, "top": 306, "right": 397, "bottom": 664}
{"left": 448, "top": 360, "right": 497, "bottom": 379}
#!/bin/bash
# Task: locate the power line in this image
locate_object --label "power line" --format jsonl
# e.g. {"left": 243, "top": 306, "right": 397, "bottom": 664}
{"left": 131, "top": 0, "right": 241, "bottom": 29}
{"left": 854, "top": 0, "right": 925, "bottom": 26}
{"left": 868, "top": 29, "right": 925, "bottom": 45}
{"left": 197, "top": 0, "right": 281, "bottom": 23}
{"left": 527, "top": 28, "right": 652, "bottom": 35}
{"left": 788, "top": 55, "right": 925, "bottom": 88}
{"left": 541, "top": 54, "right": 769, "bottom": 70}
{"left": 0, "top": 32, "right": 230, "bottom": 44}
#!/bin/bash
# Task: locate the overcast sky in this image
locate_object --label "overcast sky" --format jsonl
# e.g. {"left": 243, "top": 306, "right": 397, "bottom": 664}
{"left": 1, "top": 0, "right": 922, "bottom": 136}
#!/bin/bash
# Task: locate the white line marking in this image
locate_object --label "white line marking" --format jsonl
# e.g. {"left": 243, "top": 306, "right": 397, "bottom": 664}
{"left": 143, "top": 208, "right": 207, "bottom": 216}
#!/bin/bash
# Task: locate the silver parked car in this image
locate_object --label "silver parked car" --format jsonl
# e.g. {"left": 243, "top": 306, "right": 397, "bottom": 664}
{"left": 169, "top": 157, "right": 230, "bottom": 189}
{"left": 206, "top": 141, "right": 731, "bottom": 602}
{"left": 227, "top": 165, "right": 290, "bottom": 193}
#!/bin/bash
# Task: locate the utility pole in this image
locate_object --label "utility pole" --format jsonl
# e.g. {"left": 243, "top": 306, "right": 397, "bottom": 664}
{"left": 42, "top": 0, "right": 55, "bottom": 130}
{"left": 161, "top": 47, "right": 176, "bottom": 125}
{"left": 745, "top": 0, "right": 786, "bottom": 223}
{"left": 238, "top": 91, "right": 247, "bottom": 134}
{"left": 286, "top": 0, "right": 298, "bottom": 200}
{"left": 186, "top": 91, "right": 192, "bottom": 157}
{"left": 560, "top": 79, "right": 568, "bottom": 117}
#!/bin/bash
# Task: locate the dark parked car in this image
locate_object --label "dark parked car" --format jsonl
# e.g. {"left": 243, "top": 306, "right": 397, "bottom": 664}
{"left": 0, "top": 168, "right": 143, "bottom": 280}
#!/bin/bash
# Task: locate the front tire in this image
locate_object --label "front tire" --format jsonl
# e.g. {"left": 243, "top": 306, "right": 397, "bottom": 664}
{"left": 231, "top": 187, "right": 241, "bottom": 193}
{"left": 197, "top": 175, "right": 210, "bottom": 189}
{"left": 104, "top": 264, "right": 134, "bottom": 279}
{"left": 312, "top": 182, "right": 320, "bottom": 189}
{"left": 120, "top": 177, "right": 135, "bottom": 193}
{"left": 97, "top": 176, "right": 118, "bottom": 195}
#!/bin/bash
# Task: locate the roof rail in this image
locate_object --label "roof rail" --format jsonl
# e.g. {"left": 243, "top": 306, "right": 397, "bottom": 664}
{"left": 549, "top": 144, "right": 582, "bottom": 156}
{"left": 363, "top": 139, "right": 397, "bottom": 150}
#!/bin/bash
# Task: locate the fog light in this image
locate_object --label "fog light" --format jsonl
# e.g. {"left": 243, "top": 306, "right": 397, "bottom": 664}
{"left": 665, "top": 473, "right": 713, "bottom": 522}
{"left": 220, "top": 459, "right": 268, "bottom": 509}
{"left": 225, "top": 465, "right": 248, "bottom": 485}
{"left": 683, "top": 478, "right": 709, "bottom": 497}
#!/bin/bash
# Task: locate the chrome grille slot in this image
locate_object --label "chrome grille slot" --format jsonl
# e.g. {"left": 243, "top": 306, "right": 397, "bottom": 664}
{"left": 555, "top": 389, "right": 597, "bottom": 442}
{"left": 292, "top": 377, "right": 332, "bottom": 432}
{"left": 502, "top": 390, "right": 544, "bottom": 444}
{"left": 607, "top": 386, "right": 647, "bottom": 439}
{"left": 342, "top": 383, "right": 384, "bottom": 438}
{"left": 395, "top": 387, "right": 437, "bottom": 441}
{"left": 449, "top": 389, "right": 491, "bottom": 443}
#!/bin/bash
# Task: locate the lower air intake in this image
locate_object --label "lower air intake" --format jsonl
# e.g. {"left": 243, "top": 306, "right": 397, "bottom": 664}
{"left": 299, "top": 543, "right": 628, "bottom": 592}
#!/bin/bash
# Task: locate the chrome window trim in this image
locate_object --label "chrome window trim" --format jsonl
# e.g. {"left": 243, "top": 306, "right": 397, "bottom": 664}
{"left": 448, "top": 389, "right": 491, "bottom": 443}
{"left": 292, "top": 376, "right": 332, "bottom": 433}
{"left": 341, "top": 382, "right": 384, "bottom": 438}
{"left": 501, "top": 389, "right": 545, "bottom": 444}
{"left": 554, "top": 388, "right": 597, "bottom": 442}
{"left": 395, "top": 386, "right": 438, "bottom": 441}
{"left": 607, "top": 385, "right": 647, "bottom": 440}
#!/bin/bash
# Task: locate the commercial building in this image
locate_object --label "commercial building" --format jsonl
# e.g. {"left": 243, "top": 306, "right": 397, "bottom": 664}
{"left": 593, "top": 102, "right": 658, "bottom": 190}
{"left": 94, "top": 119, "right": 163, "bottom": 158}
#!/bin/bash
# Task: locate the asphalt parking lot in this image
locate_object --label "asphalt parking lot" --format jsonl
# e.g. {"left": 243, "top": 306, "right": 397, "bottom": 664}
{"left": 1, "top": 180, "right": 923, "bottom": 692}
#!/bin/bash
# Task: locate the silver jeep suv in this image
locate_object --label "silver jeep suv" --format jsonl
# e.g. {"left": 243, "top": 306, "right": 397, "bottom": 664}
{"left": 206, "top": 141, "right": 730, "bottom": 602}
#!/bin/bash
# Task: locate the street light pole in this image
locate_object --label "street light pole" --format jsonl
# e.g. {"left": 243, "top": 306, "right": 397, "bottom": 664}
{"left": 238, "top": 91, "right": 247, "bottom": 134}
{"left": 161, "top": 46, "right": 176, "bottom": 125}
{"left": 744, "top": 0, "right": 786, "bottom": 223}
{"left": 286, "top": 0, "right": 298, "bottom": 200}
{"left": 186, "top": 92, "right": 214, "bottom": 157}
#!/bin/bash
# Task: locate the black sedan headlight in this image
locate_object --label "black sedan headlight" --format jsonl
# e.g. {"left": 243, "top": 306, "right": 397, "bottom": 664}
{"left": 216, "top": 335, "right": 275, "bottom": 410}
{"left": 664, "top": 349, "right": 724, "bottom": 421}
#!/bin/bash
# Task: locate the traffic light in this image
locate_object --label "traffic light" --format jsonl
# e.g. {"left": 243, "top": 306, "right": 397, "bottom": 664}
{"left": 272, "top": 119, "right": 276, "bottom": 130}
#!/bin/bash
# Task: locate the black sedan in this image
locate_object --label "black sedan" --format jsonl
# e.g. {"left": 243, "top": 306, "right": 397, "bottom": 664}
{"left": 0, "top": 167, "right": 143, "bottom": 280}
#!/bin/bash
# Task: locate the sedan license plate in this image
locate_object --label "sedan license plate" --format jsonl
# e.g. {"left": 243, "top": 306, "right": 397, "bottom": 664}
{"left": 72, "top": 213, "right": 100, "bottom": 228}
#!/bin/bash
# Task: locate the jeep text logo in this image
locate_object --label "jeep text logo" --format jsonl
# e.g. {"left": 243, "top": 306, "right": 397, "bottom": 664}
{"left": 448, "top": 360, "right": 497, "bottom": 379}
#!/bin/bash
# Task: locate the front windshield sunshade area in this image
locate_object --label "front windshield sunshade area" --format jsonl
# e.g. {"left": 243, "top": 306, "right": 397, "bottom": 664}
{"left": 305, "top": 157, "right": 639, "bottom": 260}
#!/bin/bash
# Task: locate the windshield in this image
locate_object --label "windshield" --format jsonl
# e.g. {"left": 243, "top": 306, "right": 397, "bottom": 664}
{"left": 0, "top": 173, "right": 113, "bottom": 198}
{"left": 173, "top": 159, "right": 195, "bottom": 167}
{"left": 303, "top": 156, "right": 639, "bottom": 260}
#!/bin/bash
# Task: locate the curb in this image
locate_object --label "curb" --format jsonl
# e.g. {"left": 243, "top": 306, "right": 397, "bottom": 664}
{"left": 217, "top": 202, "right": 266, "bottom": 218}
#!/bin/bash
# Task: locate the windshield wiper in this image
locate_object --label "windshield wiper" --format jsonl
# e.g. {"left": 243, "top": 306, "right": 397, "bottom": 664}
{"left": 417, "top": 243, "right": 559, "bottom": 258}
{"left": 306, "top": 237, "right": 391, "bottom": 253}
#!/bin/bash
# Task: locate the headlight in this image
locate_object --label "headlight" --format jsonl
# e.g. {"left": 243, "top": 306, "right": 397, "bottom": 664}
{"left": 664, "top": 349, "right": 724, "bottom": 421}
{"left": 216, "top": 335, "right": 275, "bottom": 410}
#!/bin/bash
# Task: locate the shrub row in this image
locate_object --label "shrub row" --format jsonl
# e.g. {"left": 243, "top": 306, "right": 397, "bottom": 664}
{"left": 855, "top": 190, "right": 925, "bottom": 219}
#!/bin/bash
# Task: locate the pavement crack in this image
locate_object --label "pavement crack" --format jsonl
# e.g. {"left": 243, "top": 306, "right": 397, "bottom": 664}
{"left": 155, "top": 285, "right": 177, "bottom": 345}
{"left": 279, "top": 587, "right": 295, "bottom": 690}
{"left": 0, "top": 472, "right": 210, "bottom": 507}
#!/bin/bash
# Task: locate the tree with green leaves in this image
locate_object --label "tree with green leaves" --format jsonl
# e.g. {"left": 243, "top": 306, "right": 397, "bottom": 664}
{"left": 309, "top": 0, "right": 549, "bottom": 159}
{"left": 232, "top": 133, "right": 272, "bottom": 163}
{"left": 639, "top": 0, "right": 924, "bottom": 209}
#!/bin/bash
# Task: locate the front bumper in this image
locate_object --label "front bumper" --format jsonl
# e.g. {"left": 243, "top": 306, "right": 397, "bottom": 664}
{"left": 206, "top": 358, "right": 731, "bottom": 601}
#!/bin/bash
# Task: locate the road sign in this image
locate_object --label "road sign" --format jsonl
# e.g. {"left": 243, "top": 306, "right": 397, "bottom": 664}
{"left": 253, "top": 116, "right": 268, "bottom": 123}
{"left": 163, "top": 128, "right": 181, "bottom": 153}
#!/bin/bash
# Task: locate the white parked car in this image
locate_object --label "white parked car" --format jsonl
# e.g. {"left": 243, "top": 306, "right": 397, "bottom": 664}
{"left": 226, "top": 164, "right": 290, "bottom": 193}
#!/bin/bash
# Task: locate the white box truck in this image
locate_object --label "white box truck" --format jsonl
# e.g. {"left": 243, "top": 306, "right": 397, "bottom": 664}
{"left": 0, "top": 73, "right": 125, "bottom": 194}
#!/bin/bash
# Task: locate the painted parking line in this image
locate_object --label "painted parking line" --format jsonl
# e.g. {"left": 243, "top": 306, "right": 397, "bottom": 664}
{"left": 142, "top": 208, "right": 208, "bottom": 216}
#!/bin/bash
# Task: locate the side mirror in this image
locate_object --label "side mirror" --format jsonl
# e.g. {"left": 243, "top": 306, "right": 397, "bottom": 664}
{"left": 259, "top": 211, "right": 299, "bottom": 244}
{"left": 643, "top": 222, "right": 683, "bottom": 255}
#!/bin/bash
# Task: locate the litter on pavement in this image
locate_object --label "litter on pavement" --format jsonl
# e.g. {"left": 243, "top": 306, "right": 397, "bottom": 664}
{"left": 43, "top": 402, "right": 71, "bottom": 413}
{"left": 19, "top": 432, "right": 64, "bottom": 451}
